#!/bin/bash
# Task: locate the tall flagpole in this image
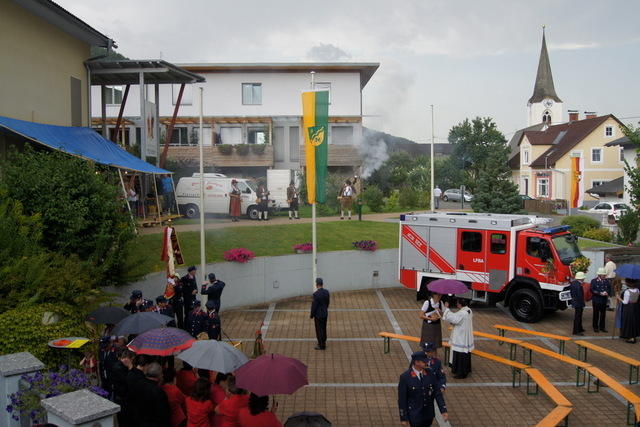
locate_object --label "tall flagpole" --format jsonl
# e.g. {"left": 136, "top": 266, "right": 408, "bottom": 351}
{"left": 310, "top": 71, "right": 317, "bottom": 291}
{"left": 430, "top": 105, "right": 435, "bottom": 212}
{"left": 198, "top": 87, "right": 206, "bottom": 283}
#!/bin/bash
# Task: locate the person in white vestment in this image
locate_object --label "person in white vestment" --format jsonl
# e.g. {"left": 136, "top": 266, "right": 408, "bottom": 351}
{"left": 442, "top": 298, "right": 474, "bottom": 379}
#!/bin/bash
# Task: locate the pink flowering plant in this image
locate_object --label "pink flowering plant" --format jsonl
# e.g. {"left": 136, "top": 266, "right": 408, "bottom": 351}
{"left": 223, "top": 248, "right": 255, "bottom": 263}
{"left": 6, "top": 365, "right": 108, "bottom": 423}
{"left": 293, "top": 242, "right": 313, "bottom": 253}
{"left": 353, "top": 240, "right": 378, "bottom": 251}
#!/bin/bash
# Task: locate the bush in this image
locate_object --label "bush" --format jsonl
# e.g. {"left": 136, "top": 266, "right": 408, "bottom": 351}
{"left": 235, "top": 144, "right": 250, "bottom": 155}
{"left": 0, "top": 303, "right": 94, "bottom": 368}
{"left": 363, "top": 185, "right": 384, "bottom": 212}
{"left": 617, "top": 210, "right": 639, "bottom": 245}
{"left": 385, "top": 190, "right": 400, "bottom": 212}
{"left": 217, "top": 144, "right": 233, "bottom": 155}
{"left": 399, "top": 186, "right": 419, "bottom": 209}
{"left": 560, "top": 215, "right": 600, "bottom": 237}
{"left": 582, "top": 228, "right": 613, "bottom": 243}
{"left": 250, "top": 144, "right": 266, "bottom": 155}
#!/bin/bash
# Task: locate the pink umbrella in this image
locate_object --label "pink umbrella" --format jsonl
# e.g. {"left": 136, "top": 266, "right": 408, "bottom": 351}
{"left": 427, "top": 279, "right": 469, "bottom": 295}
{"left": 235, "top": 353, "right": 308, "bottom": 396}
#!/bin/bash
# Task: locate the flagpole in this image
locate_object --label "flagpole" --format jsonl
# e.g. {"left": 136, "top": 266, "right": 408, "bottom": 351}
{"left": 430, "top": 105, "right": 435, "bottom": 212}
{"left": 198, "top": 86, "right": 206, "bottom": 284}
{"left": 310, "top": 71, "right": 317, "bottom": 291}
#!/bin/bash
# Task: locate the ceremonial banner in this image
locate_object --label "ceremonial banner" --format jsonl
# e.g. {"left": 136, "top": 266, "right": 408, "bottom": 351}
{"left": 570, "top": 155, "right": 584, "bottom": 208}
{"left": 161, "top": 224, "right": 184, "bottom": 276}
{"left": 302, "top": 90, "right": 329, "bottom": 204}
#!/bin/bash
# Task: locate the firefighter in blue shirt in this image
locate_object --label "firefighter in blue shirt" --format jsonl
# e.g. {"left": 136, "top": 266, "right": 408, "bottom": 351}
{"left": 398, "top": 351, "right": 448, "bottom": 426}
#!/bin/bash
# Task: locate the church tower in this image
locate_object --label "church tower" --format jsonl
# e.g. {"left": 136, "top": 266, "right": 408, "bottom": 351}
{"left": 527, "top": 27, "right": 563, "bottom": 126}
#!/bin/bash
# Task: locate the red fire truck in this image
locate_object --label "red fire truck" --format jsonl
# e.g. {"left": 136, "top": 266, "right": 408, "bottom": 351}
{"left": 399, "top": 212, "right": 583, "bottom": 322}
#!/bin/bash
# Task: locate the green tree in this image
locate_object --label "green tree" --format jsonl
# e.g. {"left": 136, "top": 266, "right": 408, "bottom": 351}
{"left": 622, "top": 123, "right": 640, "bottom": 210}
{"left": 434, "top": 157, "right": 465, "bottom": 191}
{"left": 2, "top": 148, "right": 135, "bottom": 286}
{"left": 448, "top": 117, "right": 507, "bottom": 193}
{"left": 471, "top": 149, "right": 522, "bottom": 214}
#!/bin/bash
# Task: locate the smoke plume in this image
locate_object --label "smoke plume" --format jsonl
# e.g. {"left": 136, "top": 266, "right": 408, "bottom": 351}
{"left": 359, "top": 129, "right": 389, "bottom": 179}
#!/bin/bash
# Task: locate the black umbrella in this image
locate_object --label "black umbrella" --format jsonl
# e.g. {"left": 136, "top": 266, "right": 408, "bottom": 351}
{"left": 112, "top": 312, "right": 173, "bottom": 336}
{"left": 284, "top": 412, "right": 331, "bottom": 427}
{"left": 86, "top": 306, "right": 130, "bottom": 325}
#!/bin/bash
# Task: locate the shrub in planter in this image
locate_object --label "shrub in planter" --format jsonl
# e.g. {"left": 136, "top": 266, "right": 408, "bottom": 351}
{"left": 582, "top": 228, "right": 613, "bottom": 243}
{"left": 293, "top": 243, "right": 313, "bottom": 253}
{"left": 250, "top": 144, "right": 266, "bottom": 155}
{"left": 353, "top": 240, "right": 378, "bottom": 251}
{"left": 560, "top": 215, "right": 600, "bottom": 237}
{"left": 235, "top": 144, "right": 250, "bottom": 156}
{"left": 223, "top": 248, "right": 255, "bottom": 263}
{"left": 217, "top": 144, "right": 233, "bottom": 155}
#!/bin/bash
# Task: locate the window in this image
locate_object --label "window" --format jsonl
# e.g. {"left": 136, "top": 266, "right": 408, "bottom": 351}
{"left": 247, "top": 127, "right": 267, "bottom": 144}
{"left": 620, "top": 147, "right": 625, "bottom": 163}
{"left": 242, "top": 83, "right": 262, "bottom": 105}
{"left": 289, "top": 126, "right": 300, "bottom": 162}
{"left": 526, "top": 237, "right": 543, "bottom": 258}
{"left": 70, "top": 77, "right": 82, "bottom": 126}
{"left": 461, "top": 232, "right": 482, "bottom": 252}
{"left": 542, "top": 111, "right": 551, "bottom": 124}
{"left": 273, "top": 127, "right": 285, "bottom": 162}
{"left": 605, "top": 126, "right": 614, "bottom": 137}
{"left": 171, "top": 84, "right": 193, "bottom": 105}
{"left": 537, "top": 178, "right": 549, "bottom": 197}
{"left": 490, "top": 233, "right": 507, "bottom": 254}
{"left": 313, "top": 82, "right": 331, "bottom": 104}
{"left": 591, "top": 148, "right": 602, "bottom": 163}
{"left": 523, "top": 149, "right": 530, "bottom": 165}
{"left": 331, "top": 126, "right": 354, "bottom": 145}
{"left": 104, "top": 86, "right": 123, "bottom": 105}
{"left": 169, "top": 127, "right": 189, "bottom": 146}
{"left": 220, "top": 127, "right": 242, "bottom": 145}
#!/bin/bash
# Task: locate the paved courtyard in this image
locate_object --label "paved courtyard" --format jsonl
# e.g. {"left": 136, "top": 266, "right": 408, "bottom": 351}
{"left": 220, "top": 287, "right": 639, "bottom": 426}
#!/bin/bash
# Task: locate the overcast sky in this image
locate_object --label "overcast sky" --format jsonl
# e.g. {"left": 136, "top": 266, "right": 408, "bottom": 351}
{"left": 59, "top": 0, "right": 640, "bottom": 143}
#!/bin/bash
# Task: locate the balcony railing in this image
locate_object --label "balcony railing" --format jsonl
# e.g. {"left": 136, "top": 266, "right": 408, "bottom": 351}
{"left": 167, "top": 145, "right": 274, "bottom": 167}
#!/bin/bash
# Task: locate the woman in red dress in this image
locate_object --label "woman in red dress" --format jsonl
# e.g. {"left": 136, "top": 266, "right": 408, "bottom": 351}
{"left": 161, "top": 368, "right": 187, "bottom": 427}
{"left": 228, "top": 179, "right": 242, "bottom": 222}
{"left": 185, "top": 379, "right": 215, "bottom": 427}
{"left": 237, "top": 393, "right": 282, "bottom": 427}
{"left": 215, "top": 376, "right": 249, "bottom": 427}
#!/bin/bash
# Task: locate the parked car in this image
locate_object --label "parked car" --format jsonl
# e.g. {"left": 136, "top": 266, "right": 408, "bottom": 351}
{"left": 442, "top": 189, "right": 473, "bottom": 202}
{"left": 588, "top": 202, "right": 630, "bottom": 220}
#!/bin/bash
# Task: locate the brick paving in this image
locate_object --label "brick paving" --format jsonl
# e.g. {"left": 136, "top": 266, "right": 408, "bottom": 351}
{"left": 220, "top": 287, "right": 639, "bottom": 426}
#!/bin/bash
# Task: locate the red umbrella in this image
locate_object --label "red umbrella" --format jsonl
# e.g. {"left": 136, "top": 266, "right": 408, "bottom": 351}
{"left": 128, "top": 327, "right": 195, "bottom": 356}
{"left": 235, "top": 353, "right": 308, "bottom": 396}
{"left": 427, "top": 279, "right": 469, "bottom": 295}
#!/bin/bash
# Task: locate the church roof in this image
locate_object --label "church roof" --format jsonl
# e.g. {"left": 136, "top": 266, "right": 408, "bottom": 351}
{"left": 528, "top": 115, "right": 614, "bottom": 167}
{"left": 528, "top": 30, "right": 562, "bottom": 104}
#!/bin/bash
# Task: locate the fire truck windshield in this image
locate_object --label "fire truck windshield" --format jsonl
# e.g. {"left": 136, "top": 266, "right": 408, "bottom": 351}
{"left": 551, "top": 234, "right": 582, "bottom": 265}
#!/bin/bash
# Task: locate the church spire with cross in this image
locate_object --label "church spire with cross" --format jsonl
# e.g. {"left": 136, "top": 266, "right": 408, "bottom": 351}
{"left": 527, "top": 26, "right": 563, "bottom": 126}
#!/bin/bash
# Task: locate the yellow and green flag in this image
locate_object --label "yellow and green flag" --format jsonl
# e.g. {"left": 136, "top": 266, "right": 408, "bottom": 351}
{"left": 302, "top": 90, "right": 329, "bottom": 204}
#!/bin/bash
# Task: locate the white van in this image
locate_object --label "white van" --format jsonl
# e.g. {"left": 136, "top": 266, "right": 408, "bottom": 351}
{"left": 175, "top": 174, "right": 261, "bottom": 219}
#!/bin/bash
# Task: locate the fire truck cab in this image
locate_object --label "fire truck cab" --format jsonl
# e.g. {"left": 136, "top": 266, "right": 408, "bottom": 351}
{"left": 399, "top": 212, "right": 582, "bottom": 323}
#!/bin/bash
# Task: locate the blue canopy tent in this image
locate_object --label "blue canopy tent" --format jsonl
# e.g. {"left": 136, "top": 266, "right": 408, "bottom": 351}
{"left": 0, "top": 115, "right": 176, "bottom": 223}
{"left": 0, "top": 115, "right": 169, "bottom": 174}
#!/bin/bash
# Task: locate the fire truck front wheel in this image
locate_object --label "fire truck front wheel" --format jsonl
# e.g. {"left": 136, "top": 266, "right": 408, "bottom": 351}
{"left": 509, "top": 288, "right": 543, "bottom": 323}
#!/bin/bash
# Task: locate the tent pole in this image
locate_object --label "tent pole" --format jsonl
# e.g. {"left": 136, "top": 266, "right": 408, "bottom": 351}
{"left": 119, "top": 169, "right": 138, "bottom": 235}
{"left": 152, "top": 173, "right": 162, "bottom": 223}
{"left": 171, "top": 176, "right": 179, "bottom": 215}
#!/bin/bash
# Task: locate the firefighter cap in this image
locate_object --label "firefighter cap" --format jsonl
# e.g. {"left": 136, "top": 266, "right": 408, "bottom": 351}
{"left": 411, "top": 351, "right": 428, "bottom": 363}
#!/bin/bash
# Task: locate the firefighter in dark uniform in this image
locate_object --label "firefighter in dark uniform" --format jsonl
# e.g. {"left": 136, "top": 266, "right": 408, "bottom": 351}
{"left": 181, "top": 266, "right": 198, "bottom": 326}
{"left": 124, "top": 290, "right": 152, "bottom": 314}
{"left": 185, "top": 300, "right": 208, "bottom": 338}
{"left": 155, "top": 296, "right": 176, "bottom": 328}
{"left": 421, "top": 342, "right": 447, "bottom": 392}
{"left": 205, "top": 300, "right": 221, "bottom": 340}
{"left": 201, "top": 273, "right": 226, "bottom": 314}
{"left": 398, "top": 351, "right": 448, "bottom": 427}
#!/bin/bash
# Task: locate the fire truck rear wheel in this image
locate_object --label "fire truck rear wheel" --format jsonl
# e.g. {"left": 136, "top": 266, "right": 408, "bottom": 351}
{"left": 509, "top": 288, "right": 543, "bottom": 323}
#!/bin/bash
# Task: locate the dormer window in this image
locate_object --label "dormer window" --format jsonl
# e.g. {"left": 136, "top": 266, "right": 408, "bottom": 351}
{"left": 523, "top": 149, "right": 530, "bottom": 165}
{"left": 542, "top": 111, "right": 551, "bottom": 124}
{"left": 605, "top": 126, "right": 614, "bottom": 137}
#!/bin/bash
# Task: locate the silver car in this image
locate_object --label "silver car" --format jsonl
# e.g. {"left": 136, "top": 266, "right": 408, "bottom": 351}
{"left": 442, "top": 189, "right": 473, "bottom": 202}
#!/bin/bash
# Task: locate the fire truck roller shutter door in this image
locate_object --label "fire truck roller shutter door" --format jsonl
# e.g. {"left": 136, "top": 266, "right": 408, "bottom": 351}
{"left": 488, "top": 232, "right": 510, "bottom": 291}
{"left": 428, "top": 227, "right": 456, "bottom": 274}
{"left": 400, "top": 225, "right": 429, "bottom": 272}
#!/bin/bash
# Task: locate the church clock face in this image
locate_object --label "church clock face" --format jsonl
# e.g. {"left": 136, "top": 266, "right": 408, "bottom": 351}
{"left": 543, "top": 99, "right": 554, "bottom": 108}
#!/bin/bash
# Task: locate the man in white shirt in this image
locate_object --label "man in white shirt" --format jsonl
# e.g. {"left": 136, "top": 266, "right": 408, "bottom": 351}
{"left": 433, "top": 186, "right": 442, "bottom": 210}
{"left": 604, "top": 254, "right": 617, "bottom": 311}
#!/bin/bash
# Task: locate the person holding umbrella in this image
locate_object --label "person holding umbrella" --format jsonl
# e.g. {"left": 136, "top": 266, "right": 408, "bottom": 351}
{"left": 419, "top": 291, "right": 443, "bottom": 351}
{"left": 442, "top": 298, "right": 474, "bottom": 379}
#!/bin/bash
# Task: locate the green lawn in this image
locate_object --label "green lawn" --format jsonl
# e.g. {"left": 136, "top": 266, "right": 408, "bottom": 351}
{"left": 577, "top": 237, "right": 621, "bottom": 250}
{"left": 123, "top": 220, "right": 399, "bottom": 280}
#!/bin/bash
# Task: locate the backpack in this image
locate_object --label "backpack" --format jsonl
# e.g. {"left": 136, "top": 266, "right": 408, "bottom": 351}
{"left": 582, "top": 282, "right": 592, "bottom": 302}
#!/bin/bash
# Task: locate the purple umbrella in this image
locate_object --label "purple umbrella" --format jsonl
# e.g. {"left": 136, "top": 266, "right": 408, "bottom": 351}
{"left": 427, "top": 279, "right": 469, "bottom": 295}
{"left": 235, "top": 353, "right": 308, "bottom": 396}
{"left": 128, "top": 327, "right": 195, "bottom": 356}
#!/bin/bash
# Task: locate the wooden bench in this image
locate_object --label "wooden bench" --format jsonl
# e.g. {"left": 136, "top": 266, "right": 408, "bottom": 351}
{"left": 378, "top": 332, "right": 419, "bottom": 354}
{"left": 519, "top": 342, "right": 592, "bottom": 387}
{"left": 494, "top": 324, "right": 571, "bottom": 354}
{"left": 474, "top": 331, "right": 523, "bottom": 360}
{"left": 574, "top": 340, "right": 640, "bottom": 384}
{"left": 535, "top": 406, "right": 572, "bottom": 427}
{"left": 473, "top": 349, "right": 528, "bottom": 387}
{"left": 525, "top": 368, "right": 572, "bottom": 406}
{"left": 586, "top": 366, "right": 640, "bottom": 425}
